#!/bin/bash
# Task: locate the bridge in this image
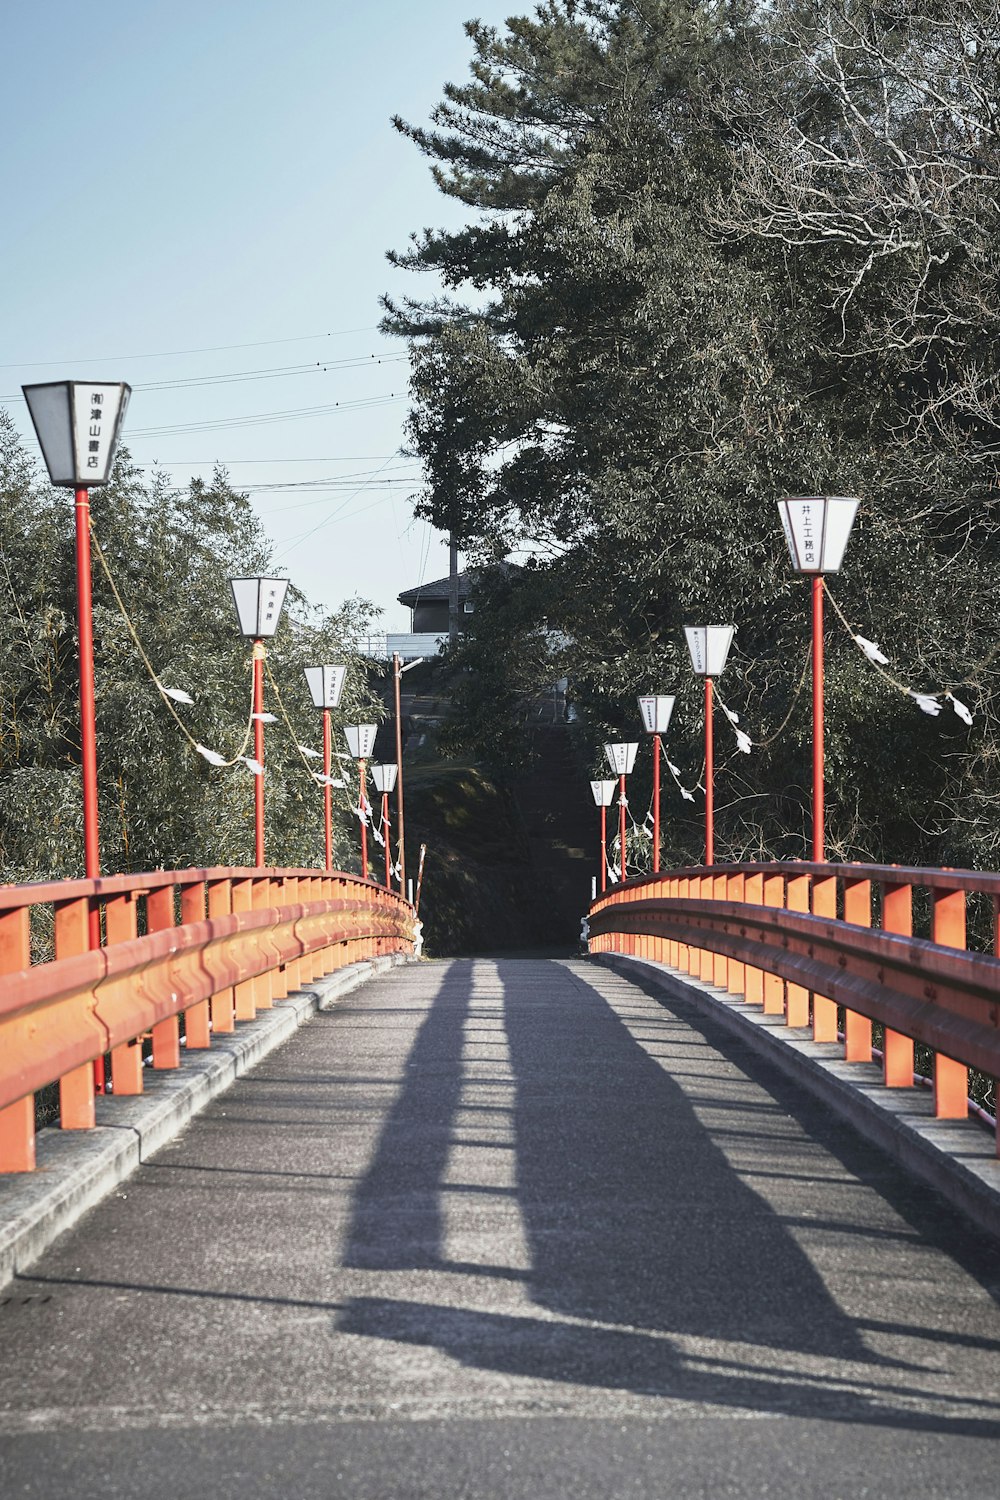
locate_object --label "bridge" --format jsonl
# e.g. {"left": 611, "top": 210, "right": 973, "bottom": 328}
{"left": 1, "top": 862, "right": 999, "bottom": 1497}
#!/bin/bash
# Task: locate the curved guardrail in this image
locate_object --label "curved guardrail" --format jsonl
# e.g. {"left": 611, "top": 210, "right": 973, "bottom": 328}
{"left": 589, "top": 861, "right": 1000, "bottom": 1154}
{"left": 0, "top": 867, "right": 415, "bottom": 1172}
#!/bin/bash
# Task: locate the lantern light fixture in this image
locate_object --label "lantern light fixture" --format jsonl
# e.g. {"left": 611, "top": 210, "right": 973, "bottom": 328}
{"left": 637, "top": 694, "right": 675, "bottom": 874}
{"left": 371, "top": 763, "right": 398, "bottom": 795}
{"left": 22, "top": 381, "right": 131, "bottom": 488}
{"left": 304, "top": 663, "right": 347, "bottom": 710}
{"left": 637, "top": 695, "right": 675, "bottom": 735}
{"left": 776, "top": 494, "right": 861, "bottom": 870}
{"left": 777, "top": 495, "right": 859, "bottom": 574}
{"left": 344, "top": 724, "right": 378, "bottom": 760}
{"left": 304, "top": 663, "right": 348, "bottom": 873}
{"left": 590, "top": 778, "right": 617, "bottom": 895}
{"left": 230, "top": 577, "right": 289, "bottom": 639}
{"left": 684, "top": 627, "right": 734, "bottom": 678}
{"left": 603, "top": 741, "right": 639, "bottom": 777}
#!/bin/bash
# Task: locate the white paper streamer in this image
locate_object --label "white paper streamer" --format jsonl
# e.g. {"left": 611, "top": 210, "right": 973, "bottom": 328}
{"left": 250, "top": 712, "right": 278, "bottom": 723}
{"left": 947, "top": 693, "right": 974, "bottom": 726}
{"left": 855, "top": 635, "right": 889, "bottom": 666}
{"left": 297, "top": 744, "right": 322, "bottom": 759}
{"left": 244, "top": 757, "right": 264, "bottom": 776}
{"left": 911, "top": 692, "right": 942, "bottom": 717}
{"left": 160, "top": 685, "right": 194, "bottom": 705}
{"left": 735, "top": 729, "right": 752, "bottom": 754}
{"left": 196, "top": 744, "right": 226, "bottom": 767}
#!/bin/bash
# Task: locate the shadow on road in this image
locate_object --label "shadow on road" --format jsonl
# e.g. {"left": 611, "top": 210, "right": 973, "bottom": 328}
{"left": 337, "top": 958, "right": 1000, "bottom": 1432}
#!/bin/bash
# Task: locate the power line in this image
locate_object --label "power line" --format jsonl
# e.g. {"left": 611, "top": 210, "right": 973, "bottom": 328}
{"left": 0, "top": 327, "right": 382, "bottom": 371}
{"left": 0, "top": 352, "right": 409, "bottom": 401}
{"left": 128, "top": 393, "right": 405, "bottom": 440}
{"left": 133, "top": 354, "right": 405, "bottom": 392}
{"left": 135, "top": 455, "right": 410, "bottom": 465}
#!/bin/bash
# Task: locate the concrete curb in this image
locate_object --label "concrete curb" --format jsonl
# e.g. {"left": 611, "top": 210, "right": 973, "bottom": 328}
{"left": 592, "top": 952, "right": 1000, "bottom": 1243}
{"left": 0, "top": 953, "right": 416, "bottom": 1290}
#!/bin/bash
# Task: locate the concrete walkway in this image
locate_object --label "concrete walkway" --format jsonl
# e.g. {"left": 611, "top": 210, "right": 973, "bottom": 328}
{"left": 1, "top": 957, "right": 998, "bottom": 1498}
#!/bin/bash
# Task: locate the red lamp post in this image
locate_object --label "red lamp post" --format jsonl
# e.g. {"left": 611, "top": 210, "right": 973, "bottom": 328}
{"left": 590, "top": 778, "right": 616, "bottom": 893}
{"left": 637, "top": 695, "right": 675, "bottom": 874}
{"left": 777, "top": 497, "right": 860, "bottom": 861}
{"left": 21, "top": 382, "right": 131, "bottom": 911}
{"left": 23, "top": 381, "right": 131, "bottom": 1099}
{"left": 684, "top": 626, "right": 735, "bottom": 866}
{"left": 603, "top": 741, "right": 639, "bottom": 883}
{"left": 230, "top": 577, "right": 289, "bottom": 867}
{"left": 304, "top": 664, "right": 348, "bottom": 871}
{"left": 371, "top": 763, "right": 399, "bottom": 888}
{"left": 344, "top": 724, "right": 377, "bottom": 879}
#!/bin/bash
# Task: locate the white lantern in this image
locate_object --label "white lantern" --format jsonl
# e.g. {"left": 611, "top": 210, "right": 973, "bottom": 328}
{"left": 685, "top": 626, "right": 734, "bottom": 678}
{"left": 777, "top": 495, "right": 859, "bottom": 574}
{"left": 304, "top": 663, "right": 347, "bottom": 710}
{"left": 371, "top": 762, "right": 398, "bottom": 794}
{"left": 344, "top": 724, "right": 378, "bottom": 759}
{"left": 603, "top": 741, "right": 639, "bottom": 776}
{"left": 590, "top": 779, "right": 616, "bottom": 807}
{"left": 22, "top": 381, "right": 131, "bottom": 488}
{"left": 637, "top": 694, "right": 675, "bottom": 734}
{"left": 230, "top": 577, "right": 289, "bottom": 639}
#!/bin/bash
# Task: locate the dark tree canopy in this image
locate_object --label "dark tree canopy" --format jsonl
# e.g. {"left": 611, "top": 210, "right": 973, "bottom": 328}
{"left": 387, "top": 0, "right": 1000, "bottom": 872}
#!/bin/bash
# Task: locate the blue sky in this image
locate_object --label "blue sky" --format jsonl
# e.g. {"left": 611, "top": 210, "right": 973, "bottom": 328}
{"left": 1, "top": 1, "right": 517, "bottom": 631}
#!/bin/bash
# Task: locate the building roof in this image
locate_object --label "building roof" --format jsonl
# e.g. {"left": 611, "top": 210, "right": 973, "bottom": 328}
{"left": 398, "top": 571, "right": 472, "bottom": 608}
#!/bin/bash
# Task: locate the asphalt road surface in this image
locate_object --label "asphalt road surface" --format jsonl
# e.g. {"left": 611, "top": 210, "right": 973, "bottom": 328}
{"left": 1, "top": 957, "right": 998, "bottom": 1497}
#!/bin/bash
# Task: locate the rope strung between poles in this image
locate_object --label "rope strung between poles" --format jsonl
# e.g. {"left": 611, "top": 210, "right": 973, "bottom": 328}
{"left": 89, "top": 525, "right": 256, "bottom": 768}
{"left": 262, "top": 655, "right": 349, "bottom": 790}
{"left": 823, "top": 580, "right": 975, "bottom": 724}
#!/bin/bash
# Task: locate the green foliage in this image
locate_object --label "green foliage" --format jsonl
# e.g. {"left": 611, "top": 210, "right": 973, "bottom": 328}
{"left": 0, "top": 415, "right": 381, "bottom": 882}
{"left": 387, "top": 0, "right": 1000, "bottom": 871}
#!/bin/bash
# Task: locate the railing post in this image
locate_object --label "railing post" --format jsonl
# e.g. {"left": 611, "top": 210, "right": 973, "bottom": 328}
{"left": 684, "top": 876, "right": 700, "bottom": 976}
{"left": 785, "top": 873, "right": 810, "bottom": 1028}
{"left": 231, "top": 877, "right": 256, "bottom": 1021}
{"left": 207, "top": 878, "right": 236, "bottom": 1032}
{"left": 842, "top": 876, "right": 873, "bottom": 1061}
{"left": 762, "top": 872, "right": 785, "bottom": 1014}
{"left": 282, "top": 875, "right": 302, "bottom": 993}
{"left": 0, "top": 908, "right": 34, "bottom": 1171}
{"left": 880, "top": 880, "right": 915, "bottom": 1086}
{"left": 55, "top": 896, "right": 97, "bottom": 1129}
{"left": 726, "top": 871, "right": 745, "bottom": 996}
{"left": 251, "top": 877, "right": 274, "bottom": 1008}
{"left": 105, "top": 892, "right": 144, "bottom": 1096}
{"left": 697, "top": 874, "right": 713, "bottom": 980}
{"left": 147, "top": 886, "right": 182, "bottom": 1068}
{"left": 811, "top": 874, "right": 838, "bottom": 1042}
{"left": 180, "top": 882, "right": 210, "bottom": 1048}
{"left": 712, "top": 871, "right": 727, "bottom": 986}
{"left": 742, "top": 871, "right": 763, "bottom": 1005}
{"left": 667, "top": 876, "right": 680, "bottom": 968}
{"left": 932, "top": 886, "right": 968, "bottom": 1119}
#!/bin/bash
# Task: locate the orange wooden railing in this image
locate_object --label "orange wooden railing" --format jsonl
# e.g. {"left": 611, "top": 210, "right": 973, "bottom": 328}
{"left": 589, "top": 861, "right": 1000, "bottom": 1154}
{"left": 0, "top": 867, "right": 415, "bottom": 1173}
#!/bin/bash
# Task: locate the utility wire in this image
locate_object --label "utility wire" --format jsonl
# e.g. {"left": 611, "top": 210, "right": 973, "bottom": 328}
{"left": 0, "top": 328, "right": 381, "bottom": 371}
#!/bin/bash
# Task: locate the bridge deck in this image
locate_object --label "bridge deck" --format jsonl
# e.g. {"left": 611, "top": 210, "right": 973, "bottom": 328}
{"left": 1, "top": 957, "right": 998, "bottom": 1497}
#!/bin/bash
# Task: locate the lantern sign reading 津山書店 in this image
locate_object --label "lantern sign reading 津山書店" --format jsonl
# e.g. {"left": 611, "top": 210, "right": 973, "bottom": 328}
{"left": 22, "top": 381, "right": 131, "bottom": 488}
